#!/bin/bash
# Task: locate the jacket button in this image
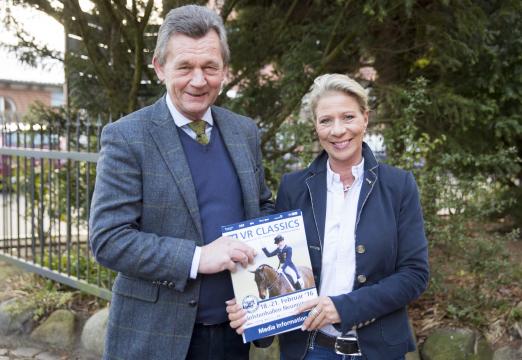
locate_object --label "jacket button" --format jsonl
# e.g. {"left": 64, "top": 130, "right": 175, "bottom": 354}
{"left": 357, "top": 274, "right": 367, "bottom": 284}
{"left": 189, "top": 300, "right": 198, "bottom": 307}
{"left": 168, "top": 282, "right": 174, "bottom": 288}
{"left": 162, "top": 280, "right": 168, "bottom": 286}
{"left": 152, "top": 280, "right": 159, "bottom": 286}
{"left": 356, "top": 245, "right": 366, "bottom": 254}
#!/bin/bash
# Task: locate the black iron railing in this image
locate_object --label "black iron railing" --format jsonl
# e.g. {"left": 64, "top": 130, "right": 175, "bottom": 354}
{"left": 0, "top": 113, "right": 113, "bottom": 300}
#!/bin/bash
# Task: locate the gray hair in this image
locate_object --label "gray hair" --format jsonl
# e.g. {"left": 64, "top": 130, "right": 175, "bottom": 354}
{"left": 308, "top": 74, "right": 369, "bottom": 119}
{"left": 154, "top": 5, "right": 230, "bottom": 66}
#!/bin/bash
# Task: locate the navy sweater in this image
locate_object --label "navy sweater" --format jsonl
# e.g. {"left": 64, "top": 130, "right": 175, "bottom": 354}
{"left": 178, "top": 124, "right": 244, "bottom": 324}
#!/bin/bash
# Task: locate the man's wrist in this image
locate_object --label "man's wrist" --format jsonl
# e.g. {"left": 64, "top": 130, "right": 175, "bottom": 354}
{"left": 190, "top": 246, "right": 201, "bottom": 279}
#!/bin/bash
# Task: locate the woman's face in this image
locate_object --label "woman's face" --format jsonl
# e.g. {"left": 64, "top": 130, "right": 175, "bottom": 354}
{"left": 314, "top": 91, "right": 368, "bottom": 170}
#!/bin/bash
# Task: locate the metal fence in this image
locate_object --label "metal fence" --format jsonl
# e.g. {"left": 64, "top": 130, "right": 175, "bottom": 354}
{"left": 0, "top": 112, "right": 113, "bottom": 300}
{"left": 0, "top": 111, "right": 388, "bottom": 302}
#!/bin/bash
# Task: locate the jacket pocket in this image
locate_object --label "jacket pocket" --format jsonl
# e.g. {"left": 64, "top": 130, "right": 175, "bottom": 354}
{"left": 380, "top": 307, "right": 410, "bottom": 345}
{"left": 112, "top": 274, "right": 159, "bottom": 303}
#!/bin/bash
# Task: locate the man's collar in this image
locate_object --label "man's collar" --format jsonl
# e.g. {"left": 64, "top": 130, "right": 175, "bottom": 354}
{"left": 165, "top": 93, "right": 214, "bottom": 127}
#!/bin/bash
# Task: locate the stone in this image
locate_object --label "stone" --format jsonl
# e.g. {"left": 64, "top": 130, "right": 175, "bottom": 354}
{"left": 11, "top": 346, "right": 43, "bottom": 357}
{"left": 406, "top": 319, "right": 421, "bottom": 360}
{"left": 471, "top": 336, "right": 494, "bottom": 360}
{"left": 0, "top": 356, "right": 9, "bottom": 360}
{"left": 249, "top": 336, "right": 279, "bottom": 360}
{"left": 422, "top": 328, "right": 476, "bottom": 360}
{"left": 492, "top": 345, "right": 522, "bottom": 360}
{"left": 30, "top": 309, "right": 76, "bottom": 348}
{"left": 35, "top": 351, "right": 62, "bottom": 360}
{"left": 406, "top": 350, "right": 421, "bottom": 360}
{"left": 0, "top": 298, "right": 36, "bottom": 335}
{"left": 0, "top": 349, "right": 7, "bottom": 356}
{"left": 81, "top": 307, "right": 109, "bottom": 357}
{"left": 514, "top": 322, "right": 522, "bottom": 339}
{"left": 421, "top": 328, "right": 494, "bottom": 360}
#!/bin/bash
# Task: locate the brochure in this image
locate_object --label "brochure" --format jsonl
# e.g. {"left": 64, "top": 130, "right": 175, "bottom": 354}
{"left": 222, "top": 209, "right": 318, "bottom": 343}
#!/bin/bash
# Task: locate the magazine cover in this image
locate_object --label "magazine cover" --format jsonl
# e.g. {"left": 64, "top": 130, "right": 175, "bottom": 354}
{"left": 221, "top": 209, "right": 318, "bottom": 343}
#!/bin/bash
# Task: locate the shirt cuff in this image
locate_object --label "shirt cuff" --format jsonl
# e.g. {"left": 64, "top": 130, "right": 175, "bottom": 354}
{"left": 190, "top": 246, "right": 201, "bottom": 279}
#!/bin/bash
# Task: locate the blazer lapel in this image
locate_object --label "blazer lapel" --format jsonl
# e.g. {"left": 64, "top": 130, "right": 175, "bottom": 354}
{"left": 305, "top": 153, "right": 328, "bottom": 248}
{"left": 213, "top": 107, "right": 259, "bottom": 219}
{"left": 356, "top": 143, "right": 379, "bottom": 226}
{"left": 148, "top": 97, "right": 203, "bottom": 241}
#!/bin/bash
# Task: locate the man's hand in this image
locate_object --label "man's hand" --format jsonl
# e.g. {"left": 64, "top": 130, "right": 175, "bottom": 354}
{"left": 297, "top": 296, "right": 341, "bottom": 331}
{"left": 226, "top": 298, "right": 247, "bottom": 334}
{"left": 198, "top": 236, "right": 256, "bottom": 274}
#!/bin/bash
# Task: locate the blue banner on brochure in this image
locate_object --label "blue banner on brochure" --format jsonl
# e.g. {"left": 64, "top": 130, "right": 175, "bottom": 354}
{"left": 222, "top": 209, "right": 318, "bottom": 343}
{"left": 243, "top": 311, "right": 311, "bottom": 342}
{"left": 221, "top": 210, "right": 302, "bottom": 233}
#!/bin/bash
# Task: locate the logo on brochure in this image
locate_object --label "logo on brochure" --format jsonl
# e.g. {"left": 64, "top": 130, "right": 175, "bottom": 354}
{"left": 242, "top": 295, "right": 259, "bottom": 313}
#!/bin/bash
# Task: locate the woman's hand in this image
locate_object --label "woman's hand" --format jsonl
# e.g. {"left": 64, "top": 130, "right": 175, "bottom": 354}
{"left": 225, "top": 298, "right": 247, "bottom": 334}
{"left": 297, "top": 296, "right": 341, "bottom": 331}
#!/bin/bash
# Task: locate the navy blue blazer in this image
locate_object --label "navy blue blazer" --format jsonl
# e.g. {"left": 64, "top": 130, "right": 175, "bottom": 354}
{"left": 275, "top": 143, "right": 429, "bottom": 360}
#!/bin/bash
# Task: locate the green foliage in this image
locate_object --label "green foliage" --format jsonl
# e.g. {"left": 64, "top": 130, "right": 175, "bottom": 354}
{"left": 5, "top": 278, "right": 74, "bottom": 321}
{"left": 382, "top": 77, "right": 521, "bottom": 330}
{"left": 12, "top": 103, "right": 100, "bottom": 227}
{"left": 3, "top": 0, "right": 162, "bottom": 115}
{"left": 439, "top": 230, "right": 520, "bottom": 328}
{"left": 4, "top": 1, "right": 521, "bottom": 207}
{"left": 41, "top": 249, "right": 115, "bottom": 288}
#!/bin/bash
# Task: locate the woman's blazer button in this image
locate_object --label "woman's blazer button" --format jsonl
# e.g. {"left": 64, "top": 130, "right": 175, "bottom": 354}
{"left": 357, "top": 274, "right": 367, "bottom": 284}
{"left": 356, "top": 245, "right": 366, "bottom": 254}
{"left": 188, "top": 300, "right": 198, "bottom": 307}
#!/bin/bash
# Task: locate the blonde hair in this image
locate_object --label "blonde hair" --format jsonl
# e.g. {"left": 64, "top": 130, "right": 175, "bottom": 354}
{"left": 308, "top": 74, "right": 369, "bottom": 119}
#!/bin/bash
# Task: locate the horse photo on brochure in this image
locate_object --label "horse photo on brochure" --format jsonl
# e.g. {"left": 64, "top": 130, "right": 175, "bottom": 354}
{"left": 251, "top": 263, "right": 314, "bottom": 299}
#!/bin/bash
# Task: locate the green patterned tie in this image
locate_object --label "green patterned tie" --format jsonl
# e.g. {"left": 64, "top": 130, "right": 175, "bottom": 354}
{"left": 188, "top": 120, "right": 209, "bottom": 145}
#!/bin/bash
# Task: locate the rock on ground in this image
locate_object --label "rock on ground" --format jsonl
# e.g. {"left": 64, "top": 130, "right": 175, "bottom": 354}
{"left": 421, "top": 328, "right": 493, "bottom": 360}
{"left": 30, "top": 309, "right": 76, "bottom": 348}
{"left": 81, "top": 307, "right": 109, "bottom": 357}
{"left": 0, "top": 298, "right": 36, "bottom": 336}
{"left": 10, "top": 346, "right": 43, "bottom": 357}
{"left": 493, "top": 345, "right": 522, "bottom": 360}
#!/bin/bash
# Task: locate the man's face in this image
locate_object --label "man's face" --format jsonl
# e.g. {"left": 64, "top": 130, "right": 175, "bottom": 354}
{"left": 277, "top": 240, "right": 285, "bottom": 249}
{"left": 153, "top": 30, "right": 227, "bottom": 121}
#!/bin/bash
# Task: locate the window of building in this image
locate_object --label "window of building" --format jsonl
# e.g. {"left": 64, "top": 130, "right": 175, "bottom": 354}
{"left": 0, "top": 96, "right": 17, "bottom": 113}
{"left": 51, "top": 90, "right": 64, "bottom": 107}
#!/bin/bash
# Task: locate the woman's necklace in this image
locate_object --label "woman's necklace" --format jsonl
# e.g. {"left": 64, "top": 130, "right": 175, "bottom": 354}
{"left": 343, "top": 178, "right": 355, "bottom": 192}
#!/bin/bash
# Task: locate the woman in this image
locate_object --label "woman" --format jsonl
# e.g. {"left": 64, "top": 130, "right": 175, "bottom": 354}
{"left": 227, "top": 74, "right": 429, "bottom": 359}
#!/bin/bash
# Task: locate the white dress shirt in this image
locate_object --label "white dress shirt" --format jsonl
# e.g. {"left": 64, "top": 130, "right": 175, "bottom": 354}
{"left": 165, "top": 94, "right": 214, "bottom": 279}
{"left": 165, "top": 93, "right": 213, "bottom": 140}
{"left": 320, "top": 158, "right": 365, "bottom": 337}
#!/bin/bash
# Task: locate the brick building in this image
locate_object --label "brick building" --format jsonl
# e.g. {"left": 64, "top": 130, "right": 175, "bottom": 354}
{"left": 0, "top": 79, "right": 64, "bottom": 120}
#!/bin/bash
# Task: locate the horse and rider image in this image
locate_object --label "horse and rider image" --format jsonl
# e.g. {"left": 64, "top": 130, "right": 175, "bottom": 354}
{"left": 249, "top": 234, "right": 315, "bottom": 299}
{"left": 250, "top": 263, "right": 315, "bottom": 299}
{"left": 262, "top": 234, "right": 304, "bottom": 290}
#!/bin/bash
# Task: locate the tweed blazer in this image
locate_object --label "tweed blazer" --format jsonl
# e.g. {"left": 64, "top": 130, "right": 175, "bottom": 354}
{"left": 89, "top": 96, "right": 273, "bottom": 359}
{"left": 275, "top": 143, "right": 429, "bottom": 360}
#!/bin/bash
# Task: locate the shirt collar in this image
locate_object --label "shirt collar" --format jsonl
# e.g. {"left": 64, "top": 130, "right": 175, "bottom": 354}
{"left": 165, "top": 93, "right": 214, "bottom": 128}
{"left": 326, "top": 158, "right": 365, "bottom": 190}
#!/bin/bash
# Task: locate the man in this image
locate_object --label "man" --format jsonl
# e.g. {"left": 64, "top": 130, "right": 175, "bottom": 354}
{"left": 89, "top": 5, "right": 273, "bottom": 360}
{"left": 262, "top": 235, "right": 303, "bottom": 290}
